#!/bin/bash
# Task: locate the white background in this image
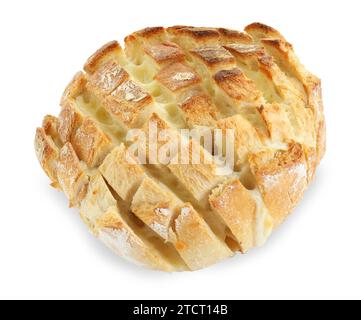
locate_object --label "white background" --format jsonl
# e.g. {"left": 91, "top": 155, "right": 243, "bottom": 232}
{"left": 0, "top": 0, "right": 360, "bottom": 300}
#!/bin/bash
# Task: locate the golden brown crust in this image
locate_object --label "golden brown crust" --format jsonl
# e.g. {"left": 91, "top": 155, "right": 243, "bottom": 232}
{"left": 81, "top": 174, "right": 184, "bottom": 271}
{"left": 72, "top": 118, "right": 113, "bottom": 168}
{"left": 258, "top": 103, "right": 295, "bottom": 142}
{"left": 307, "top": 79, "right": 324, "bottom": 114}
{"left": 60, "top": 72, "right": 87, "bottom": 106}
{"left": 143, "top": 112, "right": 171, "bottom": 132}
{"left": 168, "top": 142, "right": 225, "bottom": 201}
{"left": 217, "top": 115, "right": 263, "bottom": 167}
{"left": 169, "top": 203, "right": 233, "bottom": 270}
{"left": 249, "top": 142, "right": 308, "bottom": 227}
{"left": 103, "top": 80, "right": 153, "bottom": 127}
{"left": 245, "top": 22, "right": 286, "bottom": 41}
{"left": 168, "top": 26, "right": 220, "bottom": 40}
{"left": 139, "top": 112, "right": 181, "bottom": 165}
{"left": 87, "top": 60, "right": 129, "bottom": 95}
{"left": 35, "top": 23, "right": 325, "bottom": 272}
{"left": 35, "top": 127, "right": 59, "bottom": 184}
{"left": 261, "top": 38, "right": 293, "bottom": 53}
{"left": 124, "top": 27, "right": 167, "bottom": 51}
{"left": 259, "top": 38, "right": 321, "bottom": 108}
{"left": 132, "top": 177, "right": 233, "bottom": 270}
{"left": 84, "top": 41, "right": 122, "bottom": 74}
{"left": 214, "top": 68, "right": 263, "bottom": 104}
{"left": 56, "top": 143, "right": 89, "bottom": 207}
{"left": 260, "top": 39, "right": 300, "bottom": 84}
{"left": 134, "top": 27, "right": 165, "bottom": 39}
{"left": 42, "top": 115, "right": 59, "bottom": 138}
{"left": 225, "top": 42, "right": 306, "bottom": 105}
{"left": 290, "top": 104, "right": 316, "bottom": 147}
{"left": 57, "top": 101, "right": 84, "bottom": 144}
{"left": 131, "top": 177, "right": 180, "bottom": 240}
{"left": 224, "top": 43, "right": 265, "bottom": 58}
{"left": 190, "top": 46, "right": 235, "bottom": 69}
{"left": 218, "top": 28, "right": 253, "bottom": 43}
{"left": 156, "top": 62, "right": 201, "bottom": 92}
{"left": 179, "top": 94, "right": 218, "bottom": 127}
{"left": 111, "top": 80, "right": 151, "bottom": 104}
{"left": 99, "top": 144, "right": 146, "bottom": 201}
{"left": 144, "top": 41, "right": 185, "bottom": 65}
{"left": 97, "top": 207, "right": 180, "bottom": 271}
{"left": 316, "top": 118, "right": 326, "bottom": 164}
{"left": 80, "top": 172, "right": 118, "bottom": 233}
{"left": 209, "top": 179, "right": 257, "bottom": 252}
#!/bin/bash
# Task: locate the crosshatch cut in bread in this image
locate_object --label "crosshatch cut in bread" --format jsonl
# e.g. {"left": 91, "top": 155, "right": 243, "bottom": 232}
{"left": 35, "top": 23, "right": 326, "bottom": 272}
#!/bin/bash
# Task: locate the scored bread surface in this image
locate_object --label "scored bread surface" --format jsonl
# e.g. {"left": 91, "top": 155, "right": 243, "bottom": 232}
{"left": 35, "top": 23, "right": 326, "bottom": 271}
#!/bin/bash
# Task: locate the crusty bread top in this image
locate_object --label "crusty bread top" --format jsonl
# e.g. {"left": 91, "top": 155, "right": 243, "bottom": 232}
{"left": 35, "top": 23, "right": 325, "bottom": 271}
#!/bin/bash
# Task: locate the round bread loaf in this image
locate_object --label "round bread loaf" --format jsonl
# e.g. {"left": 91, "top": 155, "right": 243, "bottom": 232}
{"left": 35, "top": 23, "right": 326, "bottom": 271}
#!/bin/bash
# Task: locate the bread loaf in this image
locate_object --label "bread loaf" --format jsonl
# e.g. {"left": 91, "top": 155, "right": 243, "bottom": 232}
{"left": 35, "top": 23, "right": 326, "bottom": 271}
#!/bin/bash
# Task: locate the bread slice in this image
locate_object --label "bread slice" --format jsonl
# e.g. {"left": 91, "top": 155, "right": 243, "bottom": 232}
{"left": 35, "top": 23, "right": 325, "bottom": 271}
